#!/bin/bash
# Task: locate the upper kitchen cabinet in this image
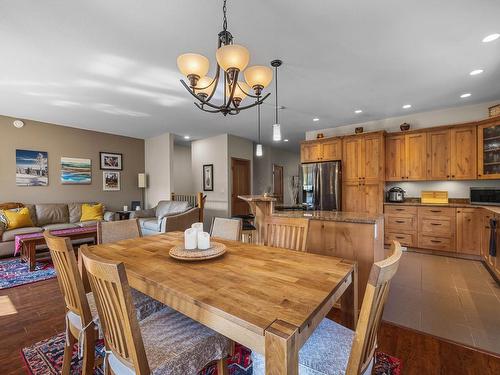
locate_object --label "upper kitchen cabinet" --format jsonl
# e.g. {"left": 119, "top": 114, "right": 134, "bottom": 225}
{"left": 478, "top": 117, "right": 500, "bottom": 179}
{"left": 450, "top": 125, "right": 476, "bottom": 180}
{"left": 385, "top": 134, "right": 406, "bottom": 181}
{"left": 405, "top": 133, "right": 427, "bottom": 180}
{"left": 343, "top": 136, "right": 362, "bottom": 182}
{"left": 300, "top": 137, "right": 342, "bottom": 163}
{"left": 427, "top": 129, "right": 450, "bottom": 180}
{"left": 343, "top": 131, "right": 385, "bottom": 183}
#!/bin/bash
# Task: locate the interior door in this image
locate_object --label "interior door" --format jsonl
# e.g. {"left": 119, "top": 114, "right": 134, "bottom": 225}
{"left": 231, "top": 158, "right": 251, "bottom": 216}
{"left": 426, "top": 129, "right": 450, "bottom": 180}
{"left": 272, "top": 164, "right": 284, "bottom": 204}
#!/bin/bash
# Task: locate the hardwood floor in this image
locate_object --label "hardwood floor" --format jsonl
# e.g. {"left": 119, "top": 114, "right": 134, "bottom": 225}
{"left": 1, "top": 277, "right": 499, "bottom": 374}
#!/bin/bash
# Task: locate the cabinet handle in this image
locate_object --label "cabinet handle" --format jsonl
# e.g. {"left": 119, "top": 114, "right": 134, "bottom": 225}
{"left": 452, "top": 175, "right": 455, "bottom": 178}
{"left": 430, "top": 240, "right": 442, "bottom": 243}
{"left": 430, "top": 210, "right": 442, "bottom": 213}
{"left": 395, "top": 208, "right": 404, "bottom": 211}
{"left": 447, "top": 175, "right": 450, "bottom": 178}
{"left": 430, "top": 223, "right": 442, "bottom": 226}
{"left": 395, "top": 220, "right": 406, "bottom": 224}
{"left": 395, "top": 236, "right": 405, "bottom": 239}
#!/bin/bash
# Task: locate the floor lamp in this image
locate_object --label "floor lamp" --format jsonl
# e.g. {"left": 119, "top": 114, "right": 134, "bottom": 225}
{"left": 138, "top": 173, "right": 147, "bottom": 209}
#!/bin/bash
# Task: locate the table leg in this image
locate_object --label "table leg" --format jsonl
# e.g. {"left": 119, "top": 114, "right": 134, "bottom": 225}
{"left": 264, "top": 320, "right": 299, "bottom": 375}
{"left": 28, "top": 243, "right": 36, "bottom": 272}
{"left": 340, "top": 265, "right": 358, "bottom": 330}
{"left": 77, "top": 248, "right": 92, "bottom": 293}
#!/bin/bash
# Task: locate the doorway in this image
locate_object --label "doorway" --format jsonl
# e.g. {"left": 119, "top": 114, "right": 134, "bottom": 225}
{"left": 231, "top": 158, "right": 251, "bottom": 216}
{"left": 273, "top": 164, "right": 284, "bottom": 204}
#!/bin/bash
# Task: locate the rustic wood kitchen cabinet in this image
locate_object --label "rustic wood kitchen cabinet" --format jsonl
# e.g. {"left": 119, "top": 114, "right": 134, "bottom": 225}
{"left": 385, "top": 132, "right": 426, "bottom": 181}
{"left": 477, "top": 117, "right": 500, "bottom": 179}
{"left": 456, "top": 208, "right": 483, "bottom": 255}
{"left": 300, "top": 137, "right": 342, "bottom": 163}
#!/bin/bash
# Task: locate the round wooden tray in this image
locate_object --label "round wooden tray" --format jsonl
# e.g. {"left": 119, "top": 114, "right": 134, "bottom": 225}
{"left": 169, "top": 242, "right": 226, "bottom": 261}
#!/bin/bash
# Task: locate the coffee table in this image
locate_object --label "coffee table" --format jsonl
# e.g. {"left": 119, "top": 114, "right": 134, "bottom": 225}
{"left": 16, "top": 226, "right": 97, "bottom": 271}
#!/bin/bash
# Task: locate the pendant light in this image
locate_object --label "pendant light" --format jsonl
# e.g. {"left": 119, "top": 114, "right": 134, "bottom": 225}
{"left": 255, "top": 102, "right": 263, "bottom": 157}
{"left": 271, "top": 59, "right": 282, "bottom": 141}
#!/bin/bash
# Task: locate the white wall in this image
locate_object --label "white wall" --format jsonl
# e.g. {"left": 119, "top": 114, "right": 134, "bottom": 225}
{"left": 172, "top": 144, "right": 193, "bottom": 194}
{"left": 228, "top": 135, "right": 254, "bottom": 214}
{"left": 145, "top": 132, "right": 173, "bottom": 208}
{"left": 306, "top": 100, "right": 498, "bottom": 140}
{"left": 191, "top": 134, "right": 229, "bottom": 228}
{"left": 253, "top": 145, "right": 300, "bottom": 205}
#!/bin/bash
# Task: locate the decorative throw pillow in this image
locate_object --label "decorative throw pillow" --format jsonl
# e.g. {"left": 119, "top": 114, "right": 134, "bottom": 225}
{"left": 80, "top": 203, "right": 104, "bottom": 222}
{"left": 0, "top": 207, "right": 34, "bottom": 229}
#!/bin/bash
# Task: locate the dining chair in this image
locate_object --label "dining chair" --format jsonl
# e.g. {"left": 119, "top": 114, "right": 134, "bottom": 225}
{"left": 97, "top": 219, "right": 142, "bottom": 244}
{"left": 81, "top": 247, "right": 232, "bottom": 375}
{"left": 252, "top": 241, "right": 403, "bottom": 375}
{"left": 44, "top": 232, "right": 99, "bottom": 375}
{"left": 210, "top": 217, "right": 242, "bottom": 241}
{"left": 264, "top": 216, "right": 310, "bottom": 251}
{"left": 97, "top": 219, "right": 164, "bottom": 321}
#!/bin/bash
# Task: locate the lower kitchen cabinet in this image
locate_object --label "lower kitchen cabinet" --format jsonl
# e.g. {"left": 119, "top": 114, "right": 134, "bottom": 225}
{"left": 456, "top": 208, "right": 483, "bottom": 255}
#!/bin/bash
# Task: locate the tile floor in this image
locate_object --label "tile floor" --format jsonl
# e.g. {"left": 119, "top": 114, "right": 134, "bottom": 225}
{"left": 383, "top": 250, "right": 500, "bottom": 354}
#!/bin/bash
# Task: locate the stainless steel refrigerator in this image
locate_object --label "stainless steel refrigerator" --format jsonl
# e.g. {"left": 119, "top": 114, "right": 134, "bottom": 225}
{"left": 301, "top": 161, "right": 342, "bottom": 211}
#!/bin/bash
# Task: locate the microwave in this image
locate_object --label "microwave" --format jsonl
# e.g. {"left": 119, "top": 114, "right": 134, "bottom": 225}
{"left": 470, "top": 187, "right": 500, "bottom": 206}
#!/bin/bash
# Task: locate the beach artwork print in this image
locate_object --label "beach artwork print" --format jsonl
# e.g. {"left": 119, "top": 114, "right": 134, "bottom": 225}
{"left": 60, "top": 157, "right": 92, "bottom": 184}
{"left": 16, "top": 149, "right": 48, "bottom": 186}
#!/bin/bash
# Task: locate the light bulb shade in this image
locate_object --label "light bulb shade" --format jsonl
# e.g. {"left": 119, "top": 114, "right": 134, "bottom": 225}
{"left": 216, "top": 44, "right": 250, "bottom": 72}
{"left": 195, "top": 76, "right": 214, "bottom": 97}
{"left": 256, "top": 143, "right": 263, "bottom": 157}
{"left": 272, "top": 124, "right": 282, "bottom": 141}
{"left": 138, "top": 173, "right": 147, "bottom": 188}
{"left": 226, "top": 81, "right": 250, "bottom": 101}
{"left": 244, "top": 65, "right": 273, "bottom": 90}
{"left": 177, "top": 53, "right": 209, "bottom": 78}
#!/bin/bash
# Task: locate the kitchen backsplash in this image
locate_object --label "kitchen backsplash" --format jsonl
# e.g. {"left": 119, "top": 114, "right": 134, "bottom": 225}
{"left": 385, "top": 180, "right": 500, "bottom": 199}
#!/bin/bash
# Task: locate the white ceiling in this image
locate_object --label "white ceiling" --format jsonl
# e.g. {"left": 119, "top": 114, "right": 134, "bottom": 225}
{"left": 1, "top": 0, "right": 499, "bottom": 151}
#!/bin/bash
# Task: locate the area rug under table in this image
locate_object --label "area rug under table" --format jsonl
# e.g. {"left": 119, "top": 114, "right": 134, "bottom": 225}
{"left": 0, "top": 258, "right": 56, "bottom": 289}
{"left": 22, "top": 332, "right": 401, "bottom": 375}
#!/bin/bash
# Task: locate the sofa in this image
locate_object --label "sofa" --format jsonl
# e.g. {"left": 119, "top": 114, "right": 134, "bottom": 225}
{"left": 130, "top": 200, "right": 199, "bottom": 236}
{"left": 0, "top": 203, "right": 115, "bottom": 258}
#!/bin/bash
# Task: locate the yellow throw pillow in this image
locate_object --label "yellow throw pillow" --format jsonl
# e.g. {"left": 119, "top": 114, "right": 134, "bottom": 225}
{"left": 80, "top": 203, "right": 104, "bottom": 222}
{"left": 1, "top": 207, "right": 34, "bottom": 230}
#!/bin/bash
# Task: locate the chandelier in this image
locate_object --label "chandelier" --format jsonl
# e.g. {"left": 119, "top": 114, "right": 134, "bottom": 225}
{"left": 176, "top": 0, "right": 273, "bottom": 116}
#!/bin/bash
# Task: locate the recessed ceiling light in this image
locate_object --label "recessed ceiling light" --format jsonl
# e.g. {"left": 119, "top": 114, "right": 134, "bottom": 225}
{"left": 183, "top": 135, "right": 190, "bottom": 140}
{"left": 354, "top": 109, "right": 363, "bottom": 114}
{"left": 469, "top": 69, "right": 484, "bottom": 76}
{"left": 313, "top": 118, "right": 319, "bottom": 122}
{"left": 402, "top": 104, "right": 412, "bottom": 109}
{"left": 284, "top": 139, "right": 289, "bottom": 142}
{"left": 13, "top": 120, "right": 24, "bottom": 129}
{"left": 482, "top": 33, "right": 500, "bottom": 43}
{"left": 460, "top": 93, "right": 471, "bottom": 98}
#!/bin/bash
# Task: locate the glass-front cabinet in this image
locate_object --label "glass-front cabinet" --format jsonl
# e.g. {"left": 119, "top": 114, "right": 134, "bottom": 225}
{"left": 478, "top": 118, "right": 500, "bottom": 179}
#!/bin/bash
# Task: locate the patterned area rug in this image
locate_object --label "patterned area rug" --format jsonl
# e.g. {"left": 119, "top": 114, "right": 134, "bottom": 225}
{"left": 0, "top": 258, "right": 56, "bottom": 289}
{"left": 21, "top": 333, "right": 252, "bottom": 375}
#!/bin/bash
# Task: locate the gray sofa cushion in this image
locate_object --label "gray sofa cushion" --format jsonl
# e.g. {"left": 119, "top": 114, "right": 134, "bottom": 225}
{"left": 42, "top": 223, "right": 80, "bottom": 231}
{"left": 156, "top": 201, "right": 190, "bottom": 219}
{"left": 35, "top": 204, "right": 69, "bottom": 226}
{"left": 141, "top": 218, "right": 161, "bottom": 232}
{"left": 2, "top": 226, "right": 43, "bottom": 242}
{"left": 78, "top": 220, "right": 99, "bottom": 227}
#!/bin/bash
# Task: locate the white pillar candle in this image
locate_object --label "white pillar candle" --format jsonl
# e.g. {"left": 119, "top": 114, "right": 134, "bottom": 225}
{"left": 184, "top": 228, "right": 197, "bottom": 250}
{"left": 123, "top": 205, "right": 129, "bottom": 211}
{"left": 191, "top": 222, "right": 204, "bottom": 234}
{"left": 197, "top": 231, "right": 211, "bottom": 250}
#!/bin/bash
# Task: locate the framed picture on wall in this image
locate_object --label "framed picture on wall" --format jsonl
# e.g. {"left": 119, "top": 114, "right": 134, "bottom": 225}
{"left": 103, "top": 171, "right": 120, "bottom": 191}
{"left": 100, "top": 152, "right": 122, "bottom": 170}
{"left": 60, "top": 157, "right": 91, "bottom": 184}
{"left": 16, "top": 149, "right": 48, "bottom": 186}
{"left": 203, "top": 164, "right": 213, "bottom": 191}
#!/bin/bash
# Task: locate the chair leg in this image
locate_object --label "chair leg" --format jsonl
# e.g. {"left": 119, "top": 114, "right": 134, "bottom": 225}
{"left": 81, "top": 328, "right": 96, "bottom": 375}
{"left": 62, "top": 327, "right": 76, "bottom": 375}
{"left": 216, "top": 358, "right": 229, "bottom": 375}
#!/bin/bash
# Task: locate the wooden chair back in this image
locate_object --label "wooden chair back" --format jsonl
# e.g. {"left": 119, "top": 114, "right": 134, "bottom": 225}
{"left": 171, "top": 192, "right": 206, "bottom": 223}
{"left": 97, "top": 219, "right": 141, "bottom": 244}
{"left": 80, "top": 245, "right": 149, "bottom": 374}
{"left": 346, "top": 241, "right": 402, "bottom": 375}
{"left": 210, "top": 217, "right": 242, "bottom": 241}
{"left": 43, "top": 232, "right": 93, "bottom": 326}
{"left": 264, "top": 216, "right": 309, "bottom": 251}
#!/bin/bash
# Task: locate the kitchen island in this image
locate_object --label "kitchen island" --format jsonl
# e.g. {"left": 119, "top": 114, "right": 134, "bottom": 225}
{"left": 239, "top": 195, "right": 384, "bottom": 306}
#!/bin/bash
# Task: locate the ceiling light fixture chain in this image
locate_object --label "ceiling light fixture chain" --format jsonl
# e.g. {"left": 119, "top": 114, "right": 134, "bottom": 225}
{"left": 177, "top": 0, "right": 275, "bottom": 116}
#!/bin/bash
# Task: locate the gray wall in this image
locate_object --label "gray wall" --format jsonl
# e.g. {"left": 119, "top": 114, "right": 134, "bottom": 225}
{"left": 0, "top": 115, "right": 144, "bottom": 211}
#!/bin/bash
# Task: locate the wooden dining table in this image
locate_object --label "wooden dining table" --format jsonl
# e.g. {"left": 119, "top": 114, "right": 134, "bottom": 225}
{"left": 83, "top": 232, "right": 358, "bottom": 375}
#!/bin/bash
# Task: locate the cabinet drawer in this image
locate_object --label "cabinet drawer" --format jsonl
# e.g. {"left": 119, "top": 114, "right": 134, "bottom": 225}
{"left": 385, "top": 215, "right": 416, "bottom": 230}
{"left": 384, "top": 205, "right": 418, "bottom": 215}
{"left": 418, "top": 206, "right": 455, "bottom": 219}
{"left": 385, "top": 231, "right": 416, "bottom": 247}
{"left": 419, "top": 218, "right": 453, "bottom": 236}
{"left": 418, "top": 235, "right": 455, "bottom": 252}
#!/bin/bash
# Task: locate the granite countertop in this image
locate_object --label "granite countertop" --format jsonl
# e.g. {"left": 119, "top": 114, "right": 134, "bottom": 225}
{"left": 384, "top": 200, "right": 500, "bottom": 214}
{"left": 272, "top": 210, "right": 382, "bottom": 224}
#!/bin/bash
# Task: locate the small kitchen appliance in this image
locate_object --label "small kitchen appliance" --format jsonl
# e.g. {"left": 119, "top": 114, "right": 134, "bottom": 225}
{"left": 387, "top": 187, "right": 405, "bottom": 203}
